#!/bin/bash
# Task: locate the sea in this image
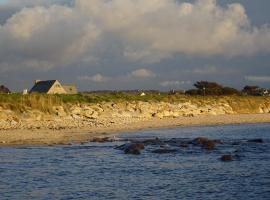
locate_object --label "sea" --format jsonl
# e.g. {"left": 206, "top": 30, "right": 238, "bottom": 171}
{"left": 0, "top": 123, "right": 270, "bottom": 200}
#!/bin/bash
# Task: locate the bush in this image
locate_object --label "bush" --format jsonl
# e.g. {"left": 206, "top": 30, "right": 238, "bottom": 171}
{"left": 222, "top": 87, "right": 240, "bottom": 95}
{"left": 185, "top": 89, "right": 200, "bottom": 95}
{"left": 187, "top": 81, "right": 240, "bottom": 96}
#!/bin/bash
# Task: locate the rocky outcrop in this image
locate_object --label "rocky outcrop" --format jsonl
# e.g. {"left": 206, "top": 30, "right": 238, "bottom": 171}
{"left": 0, "top": 99, "right": 269, "bottom": 130}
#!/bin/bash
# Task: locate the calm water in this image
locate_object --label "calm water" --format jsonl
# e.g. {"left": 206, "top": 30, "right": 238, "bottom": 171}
{"left": 1, "top": 124, "right": 270, "bottom": 200}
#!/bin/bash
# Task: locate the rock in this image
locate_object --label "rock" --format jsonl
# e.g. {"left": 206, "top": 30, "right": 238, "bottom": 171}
{"left": 247, "top": 139, "right": 264, "bottom": 143}
{"left": 152, "top": 148, "right": 177, "bottom": 154}
{"left": 183, "top": 113, "right": 195, "bottom": 117}
{"left": 116, "top": 143, "right": 145, "bottom": 155}
{"left": 53, "top": 106, "right": 67, "bottom": 117}
{"left": 152, "top": 112, "right": 164, "bottom": 119}
{"left": 82, "top": 109, "right": 98, "bottom": 119}
{"left": 220, "top": 155, "right": 233, "bottom": 162}
{"left": 91, "top": 137, "right": 112, "bottom": 143}
{"left": 192, "top": 137, "right": 217, "bottom": 150}
{"left": 180, "top": 143, "right": 189, "bottom": 148}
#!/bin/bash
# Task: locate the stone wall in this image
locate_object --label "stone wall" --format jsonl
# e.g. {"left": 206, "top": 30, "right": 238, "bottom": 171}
{"left": 0, "top": 100, "right": 270, "bottom": 130}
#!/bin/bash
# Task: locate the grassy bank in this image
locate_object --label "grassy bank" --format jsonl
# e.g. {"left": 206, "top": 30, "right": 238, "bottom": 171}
{"left": 0, "top": 93, "right": 270, "bottom": 114}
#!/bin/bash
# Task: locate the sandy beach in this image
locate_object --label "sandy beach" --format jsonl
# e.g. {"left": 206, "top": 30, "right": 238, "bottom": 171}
{"left": 1, "top": 113, "right": 270, "bottom": 146}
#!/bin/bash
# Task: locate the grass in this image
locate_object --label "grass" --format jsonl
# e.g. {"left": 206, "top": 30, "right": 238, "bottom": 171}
{"left": 0, "top": 92, "right": 269, "bottom": 113}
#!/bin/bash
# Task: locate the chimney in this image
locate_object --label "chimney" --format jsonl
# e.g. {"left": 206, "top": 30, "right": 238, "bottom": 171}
{"left": 35, "top": 80, "right": 41, "bottom": 84}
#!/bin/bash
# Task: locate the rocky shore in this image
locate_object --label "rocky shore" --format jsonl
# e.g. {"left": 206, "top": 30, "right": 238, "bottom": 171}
{"left": 1, "top": 99, "right": 270, "bottom": 145}
{"left": 1, "top": 100, "right": 270, "bottom": 131}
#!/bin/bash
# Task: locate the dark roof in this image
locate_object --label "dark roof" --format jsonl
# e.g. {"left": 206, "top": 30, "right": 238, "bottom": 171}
{"left": 30, "top": 80, "right": 57, "bottom": 93}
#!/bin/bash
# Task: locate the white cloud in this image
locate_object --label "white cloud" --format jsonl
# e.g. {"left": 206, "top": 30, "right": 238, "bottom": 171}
{"left": 78, "top": 74, "right": 110, "bottom": 83}
{"left": 245, "top": 76, "right": 270, "bottom": 83}
{"left": 0, "top": 0, "right": 270, "bottom": 71}
{"left": 130, "top": 68, "right": 156, "bottom": 78}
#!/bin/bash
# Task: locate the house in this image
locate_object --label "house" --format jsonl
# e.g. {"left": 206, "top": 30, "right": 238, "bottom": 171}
{"left": 30, "top": 80, "right": 67, "bottom": 94}
{"left": 62, "top": 85, "right": 78, "bottom": 94}
{"left": 260, "top": 89, "right": 269, "bottom": 96}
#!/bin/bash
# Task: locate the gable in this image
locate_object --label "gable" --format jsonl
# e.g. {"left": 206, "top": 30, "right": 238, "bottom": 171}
{"left": 47, "top": 80, "right": 67, "bottom": 94}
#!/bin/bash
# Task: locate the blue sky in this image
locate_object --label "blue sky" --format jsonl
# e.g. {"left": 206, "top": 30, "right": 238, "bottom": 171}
{"left": 0, "top": 0, "right": 270, "bottom": 91}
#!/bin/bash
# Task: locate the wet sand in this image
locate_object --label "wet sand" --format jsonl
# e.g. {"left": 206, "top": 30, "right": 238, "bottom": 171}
{"left": 1, "top": 113, "right": 270, "bottom": 146}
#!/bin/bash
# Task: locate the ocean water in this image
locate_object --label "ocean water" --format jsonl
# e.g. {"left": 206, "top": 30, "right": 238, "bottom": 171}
{"left": 1, "top": 123, "right": 270, "bottom": 200}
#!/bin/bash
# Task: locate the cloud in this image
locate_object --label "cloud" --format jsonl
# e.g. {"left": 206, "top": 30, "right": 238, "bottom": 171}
{"left": 245, "top": 76, "right": 270, "bottom": 83}
{"left": 78, "top": 74, "right": 110, "bottom": 83}
{"left": 193, "top": 65, "right": 218, "bottom": 75}
{"left": 160, "top": 80, "right": 191, "bottom": 87}
{"left": 130, "top": 68, "right": 156, "bottom": 78}
{"left": 1, "top": 0, "right": 70, "bottom": 7}
{"left": 0, "top": 0, "right": 270, "bottom": 71}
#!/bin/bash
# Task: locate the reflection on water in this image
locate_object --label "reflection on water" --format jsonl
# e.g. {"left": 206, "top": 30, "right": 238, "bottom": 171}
{"left": 1, "top": 123, "right": 270, "bottom": 200}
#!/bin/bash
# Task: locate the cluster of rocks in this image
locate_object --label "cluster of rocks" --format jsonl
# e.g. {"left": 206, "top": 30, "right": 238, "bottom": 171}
{"left": 0, "top": 100, "right": 270, "bottom": 130}
{"left": 92, "top": 136, "right": 265, "bottom": 162}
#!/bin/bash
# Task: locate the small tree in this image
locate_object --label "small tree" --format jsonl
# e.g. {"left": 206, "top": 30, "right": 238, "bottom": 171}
{"left": 194, "top": 81, "right": 224, "bottom": 96}
{"left": 0, "top": 85, "right": 10, "bottom": 94}
{"left": 194, "top": 81, "right": 223, "bottom": 90}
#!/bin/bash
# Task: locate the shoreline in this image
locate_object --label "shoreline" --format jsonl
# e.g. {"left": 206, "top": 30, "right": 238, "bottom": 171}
{"left": 1, "top": 113, "right": 270, "bottom": 146}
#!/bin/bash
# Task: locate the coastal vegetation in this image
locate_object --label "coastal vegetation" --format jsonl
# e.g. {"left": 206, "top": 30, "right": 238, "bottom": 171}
{"left": 0, "top": 92, "right": 269, "bottom": 114}
{"left": 0, "top": 81, "right": 269, "bottom": 114}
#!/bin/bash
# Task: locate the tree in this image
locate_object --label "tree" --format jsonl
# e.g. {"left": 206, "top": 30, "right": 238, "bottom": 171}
{"left": 194, "top": 81, "right": 223, "bottom": 90}
{"left": 0, "top": 85, "right": 10, "bottom": 93}
{"left": 222, "top": 87, "right": 240, "bottom": 95}
{"left": 186, "top": 81, "right": 240, "bottom": 96}
{"left": 193, "top": 81, "right": 224, "bottom": 96}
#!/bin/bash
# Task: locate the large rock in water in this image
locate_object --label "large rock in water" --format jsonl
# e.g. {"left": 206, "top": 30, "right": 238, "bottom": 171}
{"left": 247, "top": 139, "right": 264, "bottom": 143}
{"left": 91, "top": 137, "right": 112, "bottom": 143}
{"left": 220, "top": 154, "right": 233, "bottom": 162}
{"left": 116, "top": 143, "right": 145, "bottom": 155}
{"left": 192, "top": 137, "right": 221, "bottom": 150}
{"left": 0, "top": 85, "right": 10, "bottom": 93}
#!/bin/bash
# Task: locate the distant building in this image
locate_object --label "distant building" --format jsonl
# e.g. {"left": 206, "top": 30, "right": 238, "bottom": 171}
{"left": 62, "top": 85, "right": 78, "bottom": 94}
{"left": 23, "top": 89, "right": 28, "bottom": 95}
{"left": 140, "top": 92, "right": 146, "bottom": 96}
{"left": 30, "top": 80, "right": 67, "bottom": 94}
{"left": 260, "top": 89, "right": 269, "bottom": 96}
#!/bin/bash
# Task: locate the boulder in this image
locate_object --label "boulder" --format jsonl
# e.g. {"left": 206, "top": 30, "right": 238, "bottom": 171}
{"left": 220, "top": 154, "right": 233, "bottom": 162}
{"left": 247, "top": 139, "right": 264, "bottom": 143}
{"left": 70, "top": 106, "right": 82, "bottom": 115}
{"left": 116, "top": 143, "right": 145, "bottom": 155}
{"left": 53, "top": 106, "right": 66, "bottom": 117}
{"left": 91, "top": 137, "right": 112, "bottom": 143}
{"left": 83, "top": 110, "right": 99, "bottom": 119}
{"left": 192, "top": 137, "right": 217, "bottom": 150}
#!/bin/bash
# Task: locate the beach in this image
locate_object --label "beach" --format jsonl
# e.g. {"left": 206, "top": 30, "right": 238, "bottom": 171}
{"left": 1, "top": 113, "right": 270, "bottom": 146}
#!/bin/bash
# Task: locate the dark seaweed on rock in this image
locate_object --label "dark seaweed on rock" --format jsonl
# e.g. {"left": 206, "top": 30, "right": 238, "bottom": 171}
{"left": 116, "top": 143, "right": 145, "bottom": 155}
{"left": 247, "top": 139, "right": 264, "bottom": 143}
{"left": 114, "top": 136, "right": 267, "bottom": 161}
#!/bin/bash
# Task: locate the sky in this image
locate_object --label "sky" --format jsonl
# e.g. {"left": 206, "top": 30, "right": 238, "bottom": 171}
{"left": 0, "top": 0, "right": 270, "bottom": 92}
